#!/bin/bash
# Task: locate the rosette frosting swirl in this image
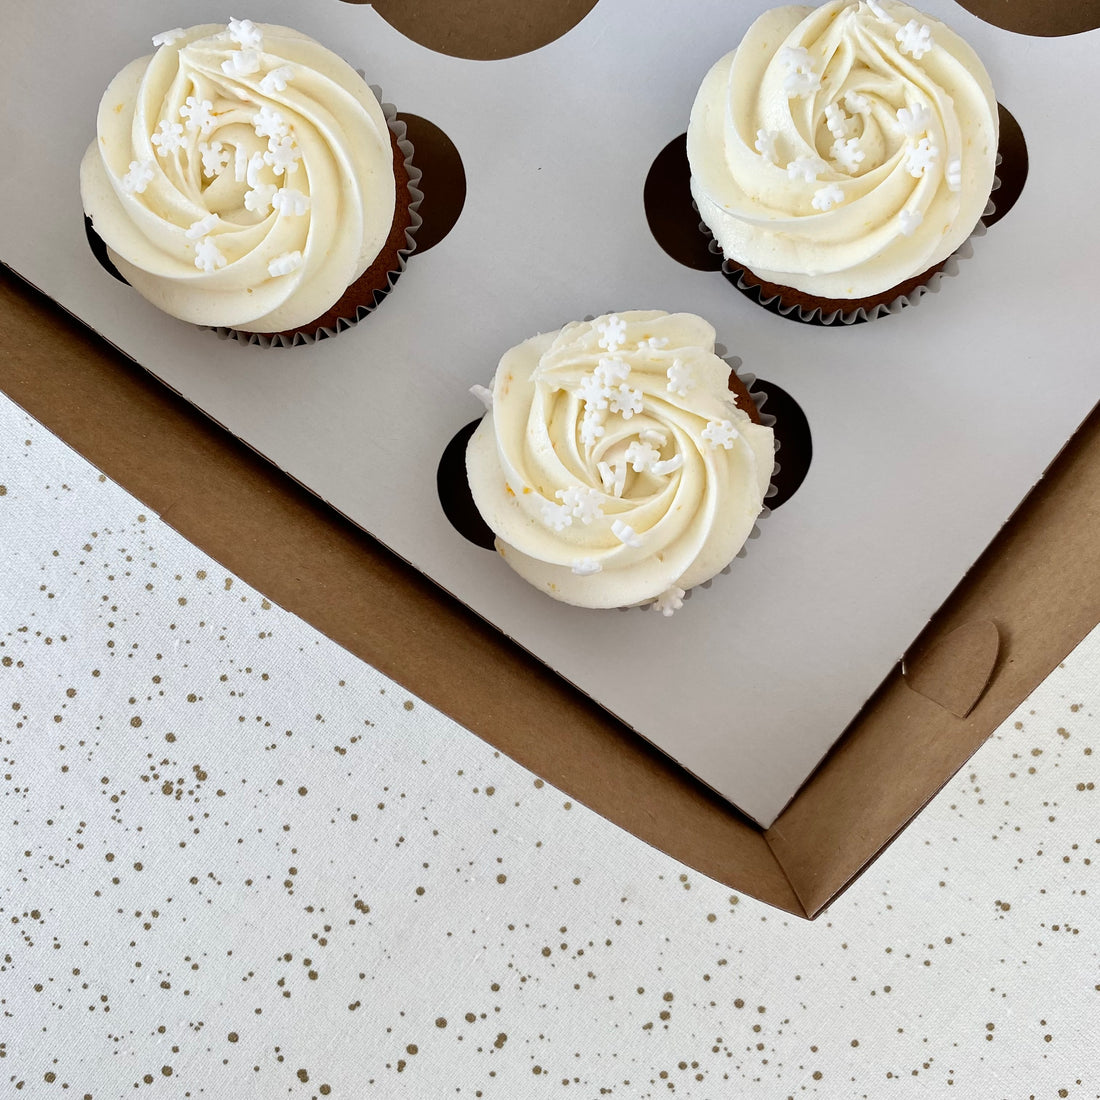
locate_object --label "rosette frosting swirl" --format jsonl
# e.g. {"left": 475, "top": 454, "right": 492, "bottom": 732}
{"left": 466, "top": 312, "right": 774, "bottom": 611}
{"left": 687, "top": 0, "right": 998, "bottom": 299}
{"left": 80, "top": 20, "right": 396, "bottom": 331}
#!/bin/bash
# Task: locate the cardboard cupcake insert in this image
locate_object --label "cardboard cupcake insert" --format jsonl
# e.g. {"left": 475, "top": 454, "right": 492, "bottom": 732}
{"left": 1, "top": 0, "right": 1098, "bottom": 830}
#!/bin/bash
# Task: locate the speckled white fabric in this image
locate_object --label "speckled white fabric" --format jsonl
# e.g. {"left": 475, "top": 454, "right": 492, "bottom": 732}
{"left": 1, "top": 395, "right": 1097, "bottom": 1099}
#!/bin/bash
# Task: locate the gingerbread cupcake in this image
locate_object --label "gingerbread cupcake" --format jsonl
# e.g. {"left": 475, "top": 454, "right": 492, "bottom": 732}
{"left": 687, "top": 0, "right": 998, "bottom": 322}
{"left": 80, "top": 19, "right": 419, "bottom": 343}
{"left": 465, "top": 311, "right": 775, "bottom": 614}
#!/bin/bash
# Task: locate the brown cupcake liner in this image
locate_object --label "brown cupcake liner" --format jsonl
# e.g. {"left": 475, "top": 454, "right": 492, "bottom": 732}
{"left": 700, "top": 162, "right": 1000, "bottom": 327}
{"left": 219, "top": 91, "right": 423, "bottom": 348}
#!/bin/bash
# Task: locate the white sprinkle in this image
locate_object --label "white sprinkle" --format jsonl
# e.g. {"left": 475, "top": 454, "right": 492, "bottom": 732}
{"left": 193, "top": 237, "right": 227, "bottom": 273}
{"left": 222, "top": 50, "right": 261, "bottom": 77}
{"left": 811, "top": 183, "right": 845, "bottom": 211}
{"left": 120, "top": 159, "right": 154, "bottom": 194}
{"left": 185, "top": 214, "right": 219, "bottom": 240}
{"left": 267, "top": 250, "right": 303, "bottom": 278}
{"left": 611, "top": 520, "right": 643, "bottom": 549}
{"left": 260, "top": 66, "right": 295, "bottom": 95}
{"left": 227, "top": 17, "right": 263, "bottom": 50}
{"left": 898, "top": 208, "right": 923, "bottom": 236}
{"left": 701, "top": 419, "right": 740, "bottom": 449}
{"left": 653, "top": 586, "right": 686, "bottom": 617}
{"left": 571, "top": 558, "right": 602, "bottom": 577}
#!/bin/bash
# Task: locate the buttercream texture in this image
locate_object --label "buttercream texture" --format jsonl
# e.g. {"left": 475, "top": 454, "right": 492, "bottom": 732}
{"left": 466, "top": 312, "right": 774, "bottom": 611}
{"left": 80, "top": 20, "right": 396, "bottom": 332}
{"left": 687, "top": 0, "right": 998, "bottom": 299}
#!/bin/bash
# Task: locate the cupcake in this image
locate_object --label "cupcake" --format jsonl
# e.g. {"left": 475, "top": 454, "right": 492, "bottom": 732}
{"left": 465, "top": 311, "right": 775, "bottom": 614}
{"left": 687, "top": 0, "right": 999, "bottom": 322}
{"left": 80, "top": 19, "right": 418, "bottom": 342}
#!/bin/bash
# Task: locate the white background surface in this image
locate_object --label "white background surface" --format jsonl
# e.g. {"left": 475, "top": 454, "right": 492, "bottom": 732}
{"left": 1, "top": 1, "right": 1098, "bottom": 828}
{"left": 2, "top": 395, "right": 1099, "bottom": 1097}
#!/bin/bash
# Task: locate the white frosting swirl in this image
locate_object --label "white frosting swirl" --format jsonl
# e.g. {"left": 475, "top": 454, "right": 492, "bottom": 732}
{"left": 687, "top": 0, "right": 998, "bottom": 299}
{"left": 80, "top": 21, "right": 396, "bottom": 331}
{"left": 466, "top": 312, "right": 774, "bottom": 610}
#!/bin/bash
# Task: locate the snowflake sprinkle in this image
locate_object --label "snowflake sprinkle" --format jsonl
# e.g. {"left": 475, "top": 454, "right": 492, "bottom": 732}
{"left": 650, "top": 455, "right": 684, "bottom": 477}
{"left": 193, "top": 237, "right": 227, "bottom": 273}
{"left": 222, "top": 50, "right": 261, "bottom": 77}
{"left": 608, "top": 384, "right": 644, "bottom": 420}
{"left": 666, "top": 358, "right": 696, "bottom": 397}
{"left": 150, "top": 119, "right": 185, "bottom": 157}
{"left": 580, "top": 409, "right": 606, "bottom": 448}
{"left": 234, "top": 146, "right": 251, "bottom": 183}
{"left": 898, "top": 208, "right": 923, "bottom": 236}
{"left": 540, "top": 501, "right": 572, "bottom": 532}
{"left": 271, "top": 188, "right": 310, "bottom": 216}
{"left": 754, "top": 129, "right": 779, "bottom": 164}
{"left": 904, "top": 136, "right": 938, "bottom": 178}
{"left": 811, "top": 183, "right": 845, "bottom": 211}
{"left": 184, "top": 214, "right": 219, "bottom": 240}
{"left": 244, "top": 181, "right": 277, "bottom": 214}
{"left": 896, "top": 103, "right": 932, "bottom": 137}
{"left": 180, "top": 96, "right": 216, "bottom": 136}
{"left": 653, "top": 586, "right": 686, "bottom": 618}
{"left": 787, "top": 155, "right": 827, "bottom": 183}
{"left": 831, "top": 137, "right": 866, "bottom": 174}
{"left": 865, "top": 0, "right": 890, "bottom": 21}
{"left": 945, "top": 156, "right": 962, "bottom": 192}
{"left": 777, "top": 46, "right": 821, "bottom": 97}
{"left": 557, "top": 486, "right": 604, "bottom": 525}
{"left": 120, "top": 159, "right": 154, "bottom": 194}
{"left": 824, "top": 103, "right": 853, "bottom": 141}
{"left": 624, "top": 441, "right": 661, "bottom": 473}
{"left": 845, "top": 91, "right": 870, "bottom": 114}
{"left": 577, "top": 373, "right": 610, "bottom": 411}
{"left": 253, "top": 106, "right": 290, "bottom": 141}
{"left": 596, "top": 314, "right": 627, "bottom": 353}
{"left": 896, "top": 20, "right": 933, "bottom": 59}
{"left": 267, "top": 250, "right": 303, "bottom": 278}
{"left": 264, "top": 135, "right": 301, "bottom": 176}
{"left": 227, "top": 17, "right": 264, "bottom": 50}
{"left": 701, "top": 419, "right": 740, "bottom": 449}
{"left": 595, "top": 357, "right": 631, "bottom": 389}
{"left": 611, "top": 520, "right": 644, "bottom": 549}
{"left": 597, "top": 460, "right": 626, "bottom": 498}
{"left": 571, "top": 558, "right": 602, "bottom": 577}
{"left": 260, "top": 66, "right": 295, "bottom": 95}
{"left": 198, "top": 141, "right": 231, "bottom": 178}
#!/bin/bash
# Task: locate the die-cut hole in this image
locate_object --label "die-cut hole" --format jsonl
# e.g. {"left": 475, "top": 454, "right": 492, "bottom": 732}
{"left": 351, "top": 0, "right": 600, "bottom": 60}
{"left": 397, "top": 113, "right": 466, "bottom": 253}
{"left": 644, "top": 133, "right": 722, "bottom": 271}
{"left": 438, "top": 420, "right": 497, "bottom": 550}
{"left": 953, "top": 0, "right": 1100, "bottom": 36}
{"left": 985, "top": 103, "right": 1027, "bottom": 228}
{"left": 751, "top": 379, "right": 812, "bottom": 510}
{"left": 84, "top": 217, "right": 128, "bottom": 284}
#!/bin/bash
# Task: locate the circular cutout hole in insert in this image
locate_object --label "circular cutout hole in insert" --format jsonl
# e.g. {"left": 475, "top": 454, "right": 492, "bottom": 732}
{"left": 396, "top": 114, "right": 466, "bottom": 253}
